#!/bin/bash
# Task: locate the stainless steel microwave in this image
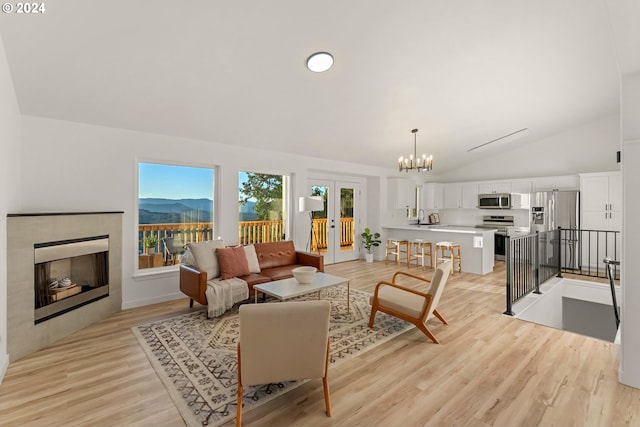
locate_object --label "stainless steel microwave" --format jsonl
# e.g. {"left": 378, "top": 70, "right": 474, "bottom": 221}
{"left": 478, "top": 193, "right": 512, "bottom": 209}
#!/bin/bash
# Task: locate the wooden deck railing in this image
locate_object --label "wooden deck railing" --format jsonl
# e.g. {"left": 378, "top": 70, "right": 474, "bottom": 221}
{"left": 238, "top": 220, "right": 285, "bottom": 245}
{"left": 138, "top": 218, "right": 356, "bottom": 261}
{"left": 139, "top": 222, "right": 215, "bottom": 254}
{"left": 311, "top": 218, "right": 355, "bottom": 251}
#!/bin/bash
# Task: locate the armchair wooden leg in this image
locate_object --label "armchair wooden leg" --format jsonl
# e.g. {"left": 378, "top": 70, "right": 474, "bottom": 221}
{"left": 433, "top": 309, "right": 448, "bottom": 325}
{"left": 323, "top": 375, "right": 331, "bottom": 416}
{"left": 189, "top": 298, "right": 194, "bottom": 308}
{"left": 417, "top": 323, "right": 440, "bottom": 344}
{"left": 368, "top": 306, "right": 378, "bottom": 328}
{"left": 236, "top": 384, "right": 243, "bottom": 427}
{"left": 237, "top": 344, "right": 243, "bottom": 427}
{"left": 323, "top": 339, "right": 331, "bottom": 417}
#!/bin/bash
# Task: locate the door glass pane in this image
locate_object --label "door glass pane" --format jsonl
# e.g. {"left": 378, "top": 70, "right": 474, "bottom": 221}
{"left": 340, "top": 188, "right": 355, "bottom": 252}
{"left": 311, "top": 186, "right": 328, "bottom": 254}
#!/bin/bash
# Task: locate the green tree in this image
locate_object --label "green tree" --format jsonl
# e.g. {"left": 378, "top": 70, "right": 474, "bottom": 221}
{"left": 311, "top": 186, "right": 328, "bottom": 219}
{"left": 240, "top": 173, "right": 283, "bottom": 220}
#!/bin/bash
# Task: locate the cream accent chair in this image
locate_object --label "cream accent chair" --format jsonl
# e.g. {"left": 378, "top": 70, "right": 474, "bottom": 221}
{"left": 236, "top": 300, "right": 332, "bottom": 426}
{"left": 368, "top": 260, "right": 451, "bottom": 343}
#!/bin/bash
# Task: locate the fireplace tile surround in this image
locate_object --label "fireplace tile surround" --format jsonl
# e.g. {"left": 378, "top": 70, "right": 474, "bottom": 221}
{"left": 7, "top": 212, "right": 123, "bottom": 361}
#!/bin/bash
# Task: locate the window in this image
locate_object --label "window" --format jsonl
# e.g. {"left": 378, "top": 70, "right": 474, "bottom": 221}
{"left": 138, "top": 162, "right": 215, "bottom": 270}
{"left": 238, "top": 171, "right": 288, "bottom": 244}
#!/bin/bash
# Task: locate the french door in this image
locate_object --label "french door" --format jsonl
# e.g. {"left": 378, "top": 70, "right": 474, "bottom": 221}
{"left": 309, "top": 180, "right": 360, "bottom": 264}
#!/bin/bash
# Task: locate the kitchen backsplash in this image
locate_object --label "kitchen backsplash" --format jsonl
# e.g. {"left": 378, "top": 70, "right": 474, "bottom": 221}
{"left": 383, "top": 207, "right": 531, "bottom": 227}
{"left": 439, "top": 208, "right": 530, "bottom": 227}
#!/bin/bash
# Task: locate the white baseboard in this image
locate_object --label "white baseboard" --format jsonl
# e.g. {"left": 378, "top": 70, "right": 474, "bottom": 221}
{"left": 0, "top": 352, "right": 9, "bottom": 385}
{"left": 121, "top": 292, "right": 186, "bottom": 310}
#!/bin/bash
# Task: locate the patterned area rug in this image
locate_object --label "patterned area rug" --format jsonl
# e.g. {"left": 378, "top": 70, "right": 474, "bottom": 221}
{"left": 132, "top": 286, "right": 412, "bottom": 427}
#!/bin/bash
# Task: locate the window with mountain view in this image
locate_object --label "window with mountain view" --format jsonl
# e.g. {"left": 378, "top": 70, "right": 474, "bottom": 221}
{"left": 239, "top": 171, "right": 288, "bottom": 244}
{"left": 138, "top": 162, "right": 215, "bottom": 270}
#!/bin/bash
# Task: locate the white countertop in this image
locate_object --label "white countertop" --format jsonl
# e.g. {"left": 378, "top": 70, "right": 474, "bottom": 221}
{"left": 383, "top": 224, "right": 497, "bottom": 235}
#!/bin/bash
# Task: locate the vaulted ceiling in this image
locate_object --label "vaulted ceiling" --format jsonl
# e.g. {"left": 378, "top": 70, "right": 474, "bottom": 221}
{"left": 0, "top": 0, "right": 620, "bottom": 173}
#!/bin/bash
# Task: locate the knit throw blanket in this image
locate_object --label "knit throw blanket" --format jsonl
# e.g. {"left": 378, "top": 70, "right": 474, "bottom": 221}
{"left": 205, "top": 277, "right": 249, "bottom": 317}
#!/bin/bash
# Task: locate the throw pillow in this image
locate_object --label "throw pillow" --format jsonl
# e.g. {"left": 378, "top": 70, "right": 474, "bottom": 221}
{"left": 186, "top": 240, "right": 225, "bottom": 280}
{"left": 244, "top": 244, "right": 261, "bottom": 273}
{"left": 216, "top": 246, "right": 251, "bottom": 280}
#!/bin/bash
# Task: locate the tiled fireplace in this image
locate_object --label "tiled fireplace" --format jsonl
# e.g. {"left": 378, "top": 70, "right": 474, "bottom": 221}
{"left": 7, "top": 212, "right": 123, "bottom": 361}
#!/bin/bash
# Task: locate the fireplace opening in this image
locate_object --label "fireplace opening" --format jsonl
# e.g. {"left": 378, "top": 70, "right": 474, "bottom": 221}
{"left": 34, "top": 235, "right": 110, "bottom": 324}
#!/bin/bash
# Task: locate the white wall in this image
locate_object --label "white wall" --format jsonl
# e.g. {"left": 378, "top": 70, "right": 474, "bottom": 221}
{"left": 19, "top": 116, "right": 390, "bottom": 309}
{"left": 605, "top": 0, "right": 640, "bottom": 390}
{"left": 438, "top": 114, "right": 621, "bottom": 182}
{"left": 620, "top": 72, "right": 640, "bottom": 388}
{"left": 0, "top": 33, "right": 22, "bottom": 380}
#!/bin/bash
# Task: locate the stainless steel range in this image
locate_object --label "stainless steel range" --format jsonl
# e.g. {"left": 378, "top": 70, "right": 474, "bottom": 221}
{"left": 476, "top": 215, "right": 514, "bottom": 261}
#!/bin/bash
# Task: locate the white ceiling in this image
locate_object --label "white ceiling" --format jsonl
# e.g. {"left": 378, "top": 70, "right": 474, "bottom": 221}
{"left": 0, "top": 0, "right": 620, "bottom": 173}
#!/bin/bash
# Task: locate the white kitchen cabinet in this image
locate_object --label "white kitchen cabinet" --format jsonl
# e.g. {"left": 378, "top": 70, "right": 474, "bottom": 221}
{"left": 422, "top": 183, "right": 444, "bottom": 210}
{"left": 580, "top": 172, "right": 621, "bottom": 231}
{"left": 461, "top": 182, "right": 479, "bottom": 209}
{"left": 532, "top": 175, "right": 579, "bottom": 192}
{"left": 387, "top": 177, "right": 411, "bottom": 209}
{"left": 580, "top": 172, "right": 621, "bottom": 270}
{"left": 478, "top": 181, "right": 512, "bottom": 194}
{"left": 443, "top": 183, "right": 462, "bottom": 209}
{"left": 510, "top": 180, "right": 532, "bottom": 194}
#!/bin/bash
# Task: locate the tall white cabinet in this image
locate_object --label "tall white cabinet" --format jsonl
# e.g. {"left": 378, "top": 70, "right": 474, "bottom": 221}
{"left": 581, "top": 172, "right": 622, "bottom": 231}
{"left": 580, "top": 172, "right": 622, "bottom": 269}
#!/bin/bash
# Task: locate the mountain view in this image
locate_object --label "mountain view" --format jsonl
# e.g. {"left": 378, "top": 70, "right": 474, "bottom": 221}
{"left": 139, "top": 198, "right": 257, "bottom": 223}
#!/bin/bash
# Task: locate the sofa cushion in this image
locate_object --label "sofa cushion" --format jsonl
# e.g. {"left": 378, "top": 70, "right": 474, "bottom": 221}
{"left": 244, "top": 244, "right": 261, "bottom": 273}
{"left": 239, "top": 273, "right": 272, "bottom": 287}
{"left": 216, "top": 246, "right": 251, "bottom": 280}
{"left": 260, "top": 264, "right": 305, "bottom": 281}
{"left": 255, "top": 241, "right": 297, "bottom": 270}
{"left": 186, "top": 240, "right": 225, "bottom": 280}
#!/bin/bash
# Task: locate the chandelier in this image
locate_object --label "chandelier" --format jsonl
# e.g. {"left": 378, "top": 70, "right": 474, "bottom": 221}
{"left": 398, "top": 128, "right": 433, "bottom": 172}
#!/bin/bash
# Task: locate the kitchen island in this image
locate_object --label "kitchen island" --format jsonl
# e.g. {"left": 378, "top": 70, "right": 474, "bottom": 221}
{"left": 382, "top": 225, "right": 496, "bottom": 275}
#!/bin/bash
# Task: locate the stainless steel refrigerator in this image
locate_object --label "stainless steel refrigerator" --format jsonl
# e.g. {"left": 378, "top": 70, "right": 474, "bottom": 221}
{"left": 530, "top": 190, "right": 580, "bottom": 269}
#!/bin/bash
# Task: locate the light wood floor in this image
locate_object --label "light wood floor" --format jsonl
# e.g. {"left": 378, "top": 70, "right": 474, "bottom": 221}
{"left": 0, "top": 261, "right": 638, "bottom": 426}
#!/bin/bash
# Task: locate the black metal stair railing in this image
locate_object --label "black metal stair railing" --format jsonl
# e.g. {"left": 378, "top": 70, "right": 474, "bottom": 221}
{"left": 504, "top": 229, "right": 559, "bottom": 316}
{"left": 505, "top": 227, "right": 621, "bottom": 316}
{"left": 604, "top": 257, "right": 621, "bottom": 329}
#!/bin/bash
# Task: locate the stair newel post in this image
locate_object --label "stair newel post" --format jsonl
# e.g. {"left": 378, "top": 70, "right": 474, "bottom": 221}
{"left": 504, "top": 235, "right": 514, "bottom": 316}
{"left": 556, "top": 226, "right": 563, "bottom": 278}
{"left": 534, "top": 231, "right": 541, "bottom": 295}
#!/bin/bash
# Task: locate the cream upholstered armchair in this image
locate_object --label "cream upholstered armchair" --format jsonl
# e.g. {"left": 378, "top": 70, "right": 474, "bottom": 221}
{"left": 369, "top": 260, "right": 451, "bottom": 343}
{"left": 236, "top": 300, "right": 332, "bottom": 426}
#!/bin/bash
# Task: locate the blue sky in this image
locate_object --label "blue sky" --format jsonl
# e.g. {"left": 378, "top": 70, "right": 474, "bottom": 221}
{"left": 138, "top": 163, "right": 252, "bottom": 200}
{"left": 139, "top": 163, "right": 214, "bottom": 199}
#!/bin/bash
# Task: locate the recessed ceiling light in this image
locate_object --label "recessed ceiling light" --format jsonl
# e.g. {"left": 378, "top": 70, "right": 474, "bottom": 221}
{"left": 306, "top": 52, "right": 334, "bottom": 73}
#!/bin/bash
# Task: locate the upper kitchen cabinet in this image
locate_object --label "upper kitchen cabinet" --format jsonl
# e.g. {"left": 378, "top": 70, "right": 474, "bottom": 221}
{"left": 387, "top": 177, "right": 411, "bottom": 209}
{"left": 478, "top": 181, "right": 512, "bottom": 194}
{"left": 510, "top": 180, "right": 532, "bottom": 194}
{"left": 580, "top": 172, "right": 621, "bottom": 214}
{"left": 461, "top": 182, "right": 479, "bottom": 209}
{"left": 443, "top": 183, "right": 463, "bottom": 209}
{"left": 423, "top": 182, "right": 444, "bottom": 210}
{"left": 531, "top": 175, "right": 579, "bottom": 192}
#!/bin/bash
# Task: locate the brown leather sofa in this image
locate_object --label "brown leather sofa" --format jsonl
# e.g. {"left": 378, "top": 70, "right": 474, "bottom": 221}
{"left": 180, "top": 240, "right": 324, "bottom": 307}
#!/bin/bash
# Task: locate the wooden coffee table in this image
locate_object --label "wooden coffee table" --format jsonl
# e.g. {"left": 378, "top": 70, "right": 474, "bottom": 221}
{"left": 253, "top": 272, "right": 351, "bottom": 313}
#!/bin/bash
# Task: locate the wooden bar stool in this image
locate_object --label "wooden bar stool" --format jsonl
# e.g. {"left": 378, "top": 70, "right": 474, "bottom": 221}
{"left": 435, "top": 241, "right": 462, "bottom": 274}
{"left": 385, "top": 238, "right": 409, "bottom": 266}
{"left": 409, "top": 239, "right": 434, "bottom": 269}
